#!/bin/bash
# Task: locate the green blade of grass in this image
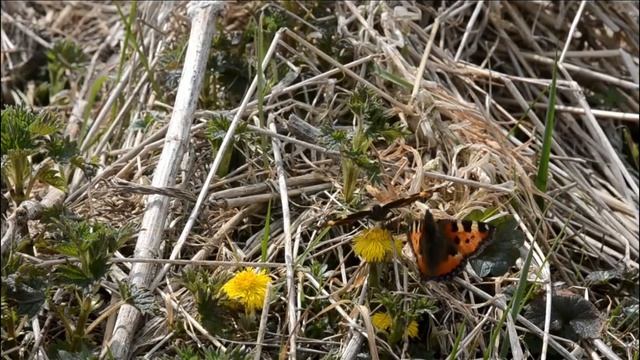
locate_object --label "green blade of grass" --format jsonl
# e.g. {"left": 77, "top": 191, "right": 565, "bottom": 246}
{"left": 448, "top": 323, "right": 466, "bottom": 360}
{"left": 534, "top": 54, "right": 559, "bottom": 209}
{"left": 83, "top": 75, "right": 108, "bottom": 123}
{"left": 114, "top": 1, "right": 137, "bottom": 81}
{"left": 511, "top": 242, "right": 535, "bottom": 320}
{"left": 372, "top": 65, "right": 412, "bottom": 90}
{"left": 484, "top": 223, "right": 536, "bottom": 359}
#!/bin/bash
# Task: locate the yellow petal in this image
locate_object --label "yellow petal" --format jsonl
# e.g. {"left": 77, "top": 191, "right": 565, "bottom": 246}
{"left": 353, "top": 227, "right": 394, "bottom": 262}
{"left": 221, "top": 268, "right": 271, "bottom": 312}
{"left": 371, "top": 312, "right": 393, "bottom": 331}
{"left": 405, "top": 320, "right": 419, "bottom": 338}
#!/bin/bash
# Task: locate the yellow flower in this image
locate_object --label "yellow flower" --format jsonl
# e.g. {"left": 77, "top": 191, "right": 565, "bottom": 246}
{"left": 352, "top": 227, "right": 402, "bottom": 262}
{"left": 405, "top": 320, "right": 419, "bottom": 338}
{"left": 371, "top": 312, "right": 393, "bottom": 332}
{"left": 221, "top": 268, "right": 271, "bottom": 312}
{"left": 372, "top": 312, "right": 419, "bottom": 339}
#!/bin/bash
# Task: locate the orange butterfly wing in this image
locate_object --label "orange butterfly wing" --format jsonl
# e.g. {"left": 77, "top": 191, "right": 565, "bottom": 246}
{"left": 409, "top": 221, "right": 429, "bottom": 276}
{"left": 409, "top": 212, "right": 494, "bottom": 280}
{"left": 429, "top": 252, "right": 465, "bottom": 279}
{"left": 440, "top": 220, "right": 494, "bottom": 257}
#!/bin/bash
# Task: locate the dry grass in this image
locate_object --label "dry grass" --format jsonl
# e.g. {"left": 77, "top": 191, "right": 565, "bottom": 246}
{"left": 1, "top": 1, "right": 638, "bottom": 359}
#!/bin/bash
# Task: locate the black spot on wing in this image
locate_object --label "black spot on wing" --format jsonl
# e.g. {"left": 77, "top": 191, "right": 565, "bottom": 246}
{"left": 478, "top": 222, "right": 489, "bottom": 232}
{"left": 448, "top": 245, "right": 458, "bottom": 256}
{"left": 450, "top": 222, "right": 458, "bottom": 232}
{"left": 462, "top": 221, "right": 473, "bottom": 232}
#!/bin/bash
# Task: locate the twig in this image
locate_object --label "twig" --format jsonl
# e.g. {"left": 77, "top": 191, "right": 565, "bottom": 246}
{"left": 269, "top": 115, "right": 298, "bottom": 359}
{"left": 520, "top": 52, "right": 639, "bottom": 90}
{"left": 254, "top": 283, "right": 272, "bottom": 360}
{"left": 208, "top": 173, "right": 327, "bottom": 200}
{"left": 109, "top": 4, "right": 221, "bottom": 358}
{"left": 1, "top": 190, "right": 65, "bottom": 256}
{"left": 454, "top": 278, "right": 578, "bottom": 360}
{"left": 454, "top": 1, "right": 484, "bottom": 62}
{"left": 283, "top": 28, "right": 413, "bottom": 114}
{"left": 31, "top": 256, "right": 286, "bottom": 269}
{"left": 247, "top": 123, "right": 339, "bottom": 155}
{"left": 0, "top": 10, "right": 53, "bottom": 49}
{"left": 558, "top": 1, "right": 587, "bottom": 64}
{"left": 153, "top": 26, "right": 283, "bottom": 290}
{"left": 421, "top": 171, "right": 514, "bottom": 193}
{"left": 213, "top": 183, "right": 332, "bottom": 209}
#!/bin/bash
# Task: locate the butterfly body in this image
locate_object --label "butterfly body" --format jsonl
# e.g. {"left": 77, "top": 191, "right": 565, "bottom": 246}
{"left": 408, "top": 211, "right": 494, "bottom": 280}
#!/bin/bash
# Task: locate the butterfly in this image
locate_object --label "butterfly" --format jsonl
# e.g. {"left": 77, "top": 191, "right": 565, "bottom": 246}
{"left": 408, "top": 210, "right": 495, "bottom": 280}
{"left": 326, "top": 191, "right": 430, "bottom": 227}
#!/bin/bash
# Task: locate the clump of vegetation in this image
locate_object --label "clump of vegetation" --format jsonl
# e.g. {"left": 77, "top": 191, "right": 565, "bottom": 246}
{"left": 1, "top": 106, "right": 72, "bottom": 206}
{"left": 205, "top": 115, "right": 250, "bottom": 177}
{"left": 327, "top": 87, "right": 407, "bottom": 203}
{"left": 370, "top": 290, "right": 434, "bottom": 351}
{"left": 46, "top": 40, "right": 88, "bottom": 104}
{"left": 2, "top": 216, "right": 137, "bottom": 357}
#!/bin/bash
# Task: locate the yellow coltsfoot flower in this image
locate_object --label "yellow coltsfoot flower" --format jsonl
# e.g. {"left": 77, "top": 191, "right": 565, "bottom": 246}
{"left": 405, "top": 320, "right": 419, "bottom": 339}
{"left": 371, "top": 312, "right": 393, "bottom": 331}
{"left": 372, "top": 312, "right": 419, "bottom": 339}
{"left": 352, "top": 227, "right": 402, "bottom": 262}
{"left": 221, "top": 268, "right": 271, "bottom": 313}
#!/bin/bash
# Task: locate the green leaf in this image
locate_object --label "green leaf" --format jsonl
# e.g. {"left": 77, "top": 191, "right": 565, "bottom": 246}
{"left": 1, "top": 106, "right": 58, "bottom": 153}
{"left": 180, "top": 270, "right": 233, "bottom": 335}
{"left": 1, "top": 106, "right": 70, "bottom": 205}
{"left": 3, "top": 269, "right": 48, "bottom": 318}
{"left": 46, "top": 137, "right": 79, "bottom": 164}
{"left": 46, "top": 40, "right": 88, "bottom": 71}
{"left": 448, "top": 323, "right": 466, "bottom": 360}
{"left": 205, "top": 115, "right": 249, "bottom": 177}
{"left": 320, "top": 126, "right": 348, "bottom": 148}
{"left": 87, "top": 257, "right": 110, "bottom": 283}
{"left": 48, "top": 217, "right": 133, "bottom": 288}
{"left": 46, "top": 40, "right": 88, "bottom": 100}
{"left": 55, "top": 243, "right": 80, "bottom": 257}
{"left": 84, "top": 75, "right": 109, "bottom": 122}
{"left": 114, "top": 281, "right": 155, "bottom": 316}
{"left": 206, "top": 115, "right": 248, "bottom": 143}
{"left": 55, "top": 264, "right": 94, "bottom": 288}
{"left": 469, "top": 217, "right": 525, "bottom": 277}
{"left": 28, "top": 118, "right": 59, "bottom": 137}
{"left": 39, "top": 168, "right": 67, "bottom": 191}
{"left": 379, "top": 127, "right": 409, "bottom": 142}
{"left": 524, "top": 290, "right": 603, "bottom": 341}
